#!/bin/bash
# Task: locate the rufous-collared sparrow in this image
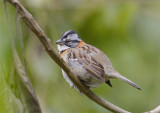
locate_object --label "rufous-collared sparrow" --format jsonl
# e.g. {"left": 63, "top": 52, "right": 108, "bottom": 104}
{"left": 55, "top": 30, "right": 141, "bottom": 91}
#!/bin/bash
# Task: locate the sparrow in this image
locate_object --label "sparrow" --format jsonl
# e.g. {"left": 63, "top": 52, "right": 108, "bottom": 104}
{"left": 55, "top": 30, "right": 141, "bottom": 91}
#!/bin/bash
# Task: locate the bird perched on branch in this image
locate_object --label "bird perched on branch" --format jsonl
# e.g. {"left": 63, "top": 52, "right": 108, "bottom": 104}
{"left": 55, "top": 30, "right": 141, "bottom": 91}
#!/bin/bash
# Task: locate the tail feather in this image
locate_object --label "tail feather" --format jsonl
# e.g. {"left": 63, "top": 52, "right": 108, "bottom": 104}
{"left": 105, "top": 80, "right": 112, "bottom": 87}
{"left": 112, "top": 72, "right": 141, "bottom": 90}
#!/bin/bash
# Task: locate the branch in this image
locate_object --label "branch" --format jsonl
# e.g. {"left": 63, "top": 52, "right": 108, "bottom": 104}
{"left": 6, "top": 0, "right": 134, "bottom": 113}
{"left": 145, "top": 105, "right": 160, "bottom": 113}
{"left": 13, "top": 49, "right": 42, "bottom": 113}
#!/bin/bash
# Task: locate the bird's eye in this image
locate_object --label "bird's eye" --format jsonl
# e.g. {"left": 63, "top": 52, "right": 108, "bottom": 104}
{"left": 68, "top": 41, "right": 72, "bottom": 44}
{"left": 66, "top": 40, "right": 78, "bottom": 44}
{"left": 65, "top": 40, "right": 70, "bottom": 42}
{"left": 65, "top": 40, "right": 72, "bottom": 45}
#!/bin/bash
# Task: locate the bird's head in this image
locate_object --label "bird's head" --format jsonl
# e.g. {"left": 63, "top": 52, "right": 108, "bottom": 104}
{"left": 55, "top": 30, "right": 81, "bottom": 52}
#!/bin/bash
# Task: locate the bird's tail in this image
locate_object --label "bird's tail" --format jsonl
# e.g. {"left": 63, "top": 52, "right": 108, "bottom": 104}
{"left": 111, "top": 72, "right": 141, "bottom": 90}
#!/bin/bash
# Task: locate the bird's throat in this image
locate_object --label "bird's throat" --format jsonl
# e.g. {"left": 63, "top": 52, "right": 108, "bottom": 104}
{"left": 58, "top": 45, "right": 70, "bottom": 54}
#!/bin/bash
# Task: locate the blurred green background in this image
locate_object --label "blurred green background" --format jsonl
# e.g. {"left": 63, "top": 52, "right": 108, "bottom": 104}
{"left": 0, "top": 0, "right": 160, "bottom": 113}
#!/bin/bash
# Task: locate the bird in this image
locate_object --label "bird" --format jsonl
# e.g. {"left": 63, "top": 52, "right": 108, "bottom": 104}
{"left": 55, "top": 30, "right": 141, "bottom": 91}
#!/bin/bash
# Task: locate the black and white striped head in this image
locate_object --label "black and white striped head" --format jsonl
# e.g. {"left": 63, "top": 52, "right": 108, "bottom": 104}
{"left": 55, "top": 30, "right": 81, "bottom": 52}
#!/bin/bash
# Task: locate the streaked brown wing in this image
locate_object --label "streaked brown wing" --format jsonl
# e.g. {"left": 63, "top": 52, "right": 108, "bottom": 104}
{"left": 68, "top": 45, "right": 105, "bottom": 82}
{"left": 83, "top": 56, "right": 105, "bottom": 82}
{"left": 82, "top": 44, "right": 115, "bottom": 76}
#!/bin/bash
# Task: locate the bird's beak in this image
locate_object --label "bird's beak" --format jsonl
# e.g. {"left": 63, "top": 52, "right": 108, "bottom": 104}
{"left": 55, "top": 39, "right": 63, "bottom": 45}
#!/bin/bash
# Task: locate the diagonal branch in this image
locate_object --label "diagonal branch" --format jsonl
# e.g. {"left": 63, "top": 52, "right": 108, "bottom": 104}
{"left": 145, "top": 105, "right": 160, "bottom": 113}
{"left": 6, "top": 0, "right": 135, "bottom": 113}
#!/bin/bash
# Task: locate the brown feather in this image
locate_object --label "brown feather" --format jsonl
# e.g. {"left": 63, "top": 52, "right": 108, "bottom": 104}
{"left": 67, "top": 44, "right": 106, "bottom": 82}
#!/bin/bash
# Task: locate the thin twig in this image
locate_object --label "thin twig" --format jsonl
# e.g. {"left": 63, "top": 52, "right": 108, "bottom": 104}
{"left": 13, "top": 49, "right": 42, "bottom": 113}
{"left": 4, "top": 0, "right": 42, "bottom": 112}
{"left": 5, "top": 0, "right": 144, "bottom": 113}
